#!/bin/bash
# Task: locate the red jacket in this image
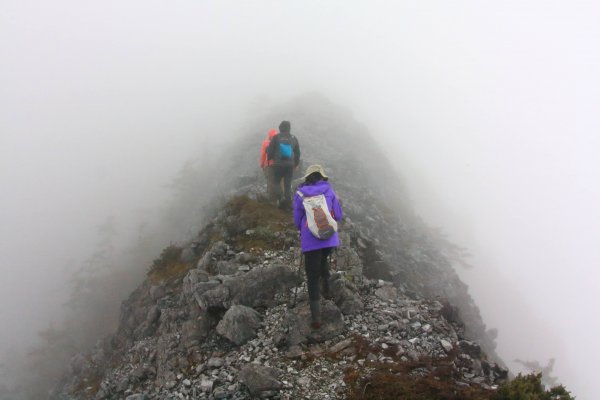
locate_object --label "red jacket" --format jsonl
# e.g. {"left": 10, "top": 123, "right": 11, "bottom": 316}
{"left": 260, "top": 129, "right": 277, "bottom": 168}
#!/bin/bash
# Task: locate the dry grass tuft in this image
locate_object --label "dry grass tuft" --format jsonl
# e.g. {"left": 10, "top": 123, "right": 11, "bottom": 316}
{"left": 147, "top": 244, "right": 192, "bottom": 284}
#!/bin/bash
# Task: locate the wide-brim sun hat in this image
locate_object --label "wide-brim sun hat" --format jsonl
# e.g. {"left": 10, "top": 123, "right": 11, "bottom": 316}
{"left": 302, "top": 164, "right": 329, "bottom": 180}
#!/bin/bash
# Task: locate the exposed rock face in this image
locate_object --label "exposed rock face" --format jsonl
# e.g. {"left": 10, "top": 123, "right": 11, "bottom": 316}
{"left": 329, "top": 273, "right": 364, "bottom": 315}
{"left": 52, "top": 97, "right": 508, "bottom": 399}
{"left": 196, "top": 264, "right": 303, "bottom": 311}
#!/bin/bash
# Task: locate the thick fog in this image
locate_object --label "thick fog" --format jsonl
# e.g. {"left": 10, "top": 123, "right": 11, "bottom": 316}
{"left": 1, "top": 1, "right": 598, "bottom": 398}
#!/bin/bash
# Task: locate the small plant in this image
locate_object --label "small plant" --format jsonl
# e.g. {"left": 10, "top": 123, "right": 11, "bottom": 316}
{"left": 253, "top": 225, "right": 276, "bottom": 240}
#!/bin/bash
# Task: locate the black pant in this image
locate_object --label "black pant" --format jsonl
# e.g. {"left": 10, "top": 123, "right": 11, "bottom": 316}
{"left": 304, "top": 247, "right": 332, "bottom": 301}
{"left": 272, "top": 165, "right": 294, "bottom": 206}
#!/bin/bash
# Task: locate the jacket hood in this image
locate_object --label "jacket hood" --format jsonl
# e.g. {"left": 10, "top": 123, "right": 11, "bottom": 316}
{"left": 298, "top": 180, "right": 332, "bottom": 196}
{"left": 267, "top": 129, "right": 277, "bottom": 139}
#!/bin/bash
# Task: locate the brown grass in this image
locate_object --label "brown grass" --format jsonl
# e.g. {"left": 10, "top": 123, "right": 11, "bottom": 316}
{"left": 147, "top": 244, "right": 192, "bottom": 284}
{"left": 341, "top": 335, "right": 494, "bottom": 400}
{"left": 148, "top": 261, "right": 192, "bottom": 284}
{"left": 225, "top": 196, "right": 294, "bottom": 251}
{"left": 225, "top": 196, "right": 293, "bottom": 229}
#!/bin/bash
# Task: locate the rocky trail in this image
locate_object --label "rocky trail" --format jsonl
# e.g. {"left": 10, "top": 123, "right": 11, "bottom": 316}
{"left": 53, "top": 181, "right": 507, "bottom": 399}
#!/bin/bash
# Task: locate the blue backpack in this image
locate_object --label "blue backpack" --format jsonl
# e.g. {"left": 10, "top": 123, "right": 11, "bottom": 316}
{"left": 278, "top": 135, "right": 293, "bottom": 159}
{"left": 275, "top": 134, "right": 295, "bottom": 165}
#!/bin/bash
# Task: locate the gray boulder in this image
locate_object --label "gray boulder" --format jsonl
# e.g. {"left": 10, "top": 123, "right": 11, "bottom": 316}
{"left": 374, "top": 283, "right": 398, "bottom": 301}
{"left": 181, "top": 315, "right": 211, "bottom": 343}
{"left": 334, "top": 247, "right": 363, "bottom": 277}
{"left": 238, "top": 365, "right": 282, "bottom": 396}
{"left": 216, "top": 260, "right": 239, "bottom": 275}
{"left": 329, "top": 274, "right": 364, "bottom": 315}
{"left": 197, "top": 264, "right": 302, "bottom": 310}
{"left": 196, "top": 251, "right": 213, "bottom": 270}
{"left": 216, "top": 305, "right": 262, "bottom": 345}
{"left": 184, "top": 269, "right": 209, "bottom": 286}
{"left": 195, "top": 284, "right": 230, "bottom": 310}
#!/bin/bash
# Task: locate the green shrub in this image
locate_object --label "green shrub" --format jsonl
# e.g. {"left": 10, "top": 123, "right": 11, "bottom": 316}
{"left": 494, "top": 373, "right": 574, "bottom": 400}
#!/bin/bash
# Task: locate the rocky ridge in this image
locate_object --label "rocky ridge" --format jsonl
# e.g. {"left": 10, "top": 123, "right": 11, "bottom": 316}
{"left": 53, "top": 187, "right": 507, "bottom": 399}
{"left": 52, "top": 96, "right": 508, "bottom": 399}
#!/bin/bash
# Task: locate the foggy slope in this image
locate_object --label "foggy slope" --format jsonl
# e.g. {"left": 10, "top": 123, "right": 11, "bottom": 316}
{"left": 3, "top": 1, "right": 598, "bottom": 396}
{"left": 36, "top": 95, "right": 527, "bottom": 399}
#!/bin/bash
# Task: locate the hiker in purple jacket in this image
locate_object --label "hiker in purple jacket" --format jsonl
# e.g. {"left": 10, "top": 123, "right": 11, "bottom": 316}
{"left": 293, "top": 165, "right": 343, "bottom": 329}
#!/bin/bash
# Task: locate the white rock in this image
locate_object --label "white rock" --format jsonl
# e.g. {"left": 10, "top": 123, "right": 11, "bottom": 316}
{"left": 440, "top": 339, "right": 453, "bottom": 353}
{"left": 200, "top": 378, "right": 214, "bottom": 393}
{"left": 207, "top": 357, "right": 224, "bottom": 368}
{"left": 297, "top": 376, "right": 311, "bottom": 386}
{"left": 165, "top": 381, "right": 176, "bottom": 390}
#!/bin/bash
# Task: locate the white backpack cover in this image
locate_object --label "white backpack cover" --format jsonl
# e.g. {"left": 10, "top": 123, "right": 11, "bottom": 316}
{"left": 297, "top": 191, "right": 338, "bottom": 240}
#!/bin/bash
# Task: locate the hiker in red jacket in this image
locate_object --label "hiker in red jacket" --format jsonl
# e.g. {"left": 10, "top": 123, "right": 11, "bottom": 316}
{"left": 260, "top": 129, "right": 277, "bottom": 200}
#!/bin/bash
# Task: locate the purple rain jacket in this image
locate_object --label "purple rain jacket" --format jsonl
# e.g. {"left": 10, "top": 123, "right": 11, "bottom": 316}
{"left": 293, "top": 180, "right": 344, "bottom": 253}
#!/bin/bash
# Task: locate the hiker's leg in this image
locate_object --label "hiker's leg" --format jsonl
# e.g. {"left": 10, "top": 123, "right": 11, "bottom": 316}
{"left": 282, "top": 166, "right": 294, "bottom": 207}
{"left": 265, "top": 166, "right": 274, "bottom": 200}
{"left": 304, "top": 250, "right": 322, "bottom": 325}
{"left": 272, "top": 166, "right": 283, "bottom": 202}
{"left": 304, "top": 250, "right": 321, "bottom": 301}
{"left": 320, "top": 247, "right": 332, "bottom": 298}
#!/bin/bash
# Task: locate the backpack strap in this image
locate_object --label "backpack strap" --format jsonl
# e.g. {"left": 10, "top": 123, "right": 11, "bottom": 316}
{"left": 296, "top": 191, "right": 307, "bottom": 226}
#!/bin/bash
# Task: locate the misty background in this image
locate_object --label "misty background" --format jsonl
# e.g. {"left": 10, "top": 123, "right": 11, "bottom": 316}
{"left": 1, "top": 1, "right": 599, "bottom": 398}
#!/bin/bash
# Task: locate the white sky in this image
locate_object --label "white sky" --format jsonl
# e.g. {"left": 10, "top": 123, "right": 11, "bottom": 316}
{"left": 1, "top": 1, "right": 599, "bottom": 398}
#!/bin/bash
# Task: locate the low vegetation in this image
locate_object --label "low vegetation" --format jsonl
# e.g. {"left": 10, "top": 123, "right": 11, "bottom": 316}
{"left": 494, "top": 373, "right": 574, "bottom": 400}
{"left": 147, "top": 244, "right": 191, "bottom": 284}
{"left": 345, "top": 365, "right": 573, "bottom": 400}
{"left": 224, "top": 196, "right": 294, "bottom": 251}
{"left": 342, "top": 336, "right": 573, "bottom": 400}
